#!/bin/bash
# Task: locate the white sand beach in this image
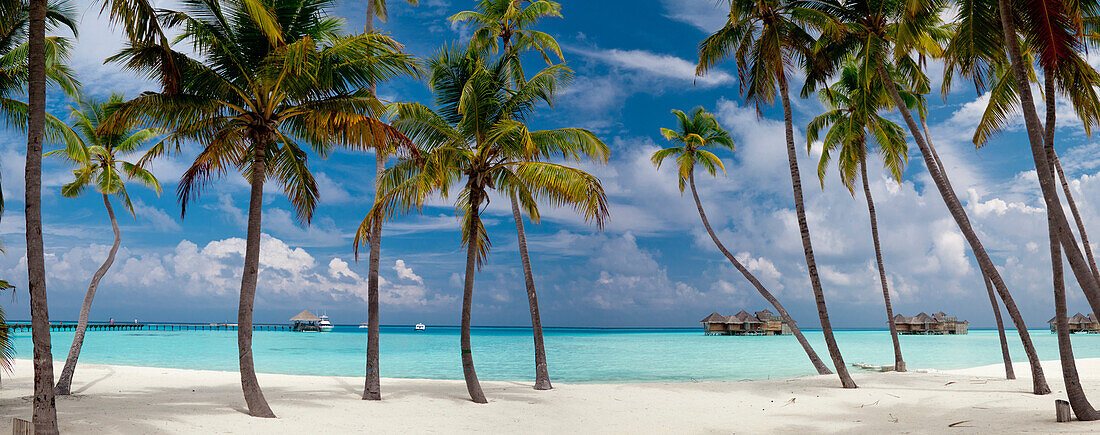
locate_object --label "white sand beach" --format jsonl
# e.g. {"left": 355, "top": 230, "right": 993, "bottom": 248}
{"left": 2, "top": 358, "right": 1099, "bottom": 433}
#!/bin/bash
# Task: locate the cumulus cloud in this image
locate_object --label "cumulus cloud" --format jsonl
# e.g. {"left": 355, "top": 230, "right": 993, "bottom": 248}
{"left": 394, "top": 259, "right": 423, "bottom": 283}
{"left": 3, "top": 234, "right": 453, "bottom": 310}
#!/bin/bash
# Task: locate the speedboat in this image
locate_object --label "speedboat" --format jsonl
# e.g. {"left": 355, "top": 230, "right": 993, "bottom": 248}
{"left": 319, "top": 315, "right": 334, "bottom": 332}
{"left": 415, "top": 323, "right": 426, "bottom": 331}
{"left": 359, "top": 322, "right": 369, "bottom": 329}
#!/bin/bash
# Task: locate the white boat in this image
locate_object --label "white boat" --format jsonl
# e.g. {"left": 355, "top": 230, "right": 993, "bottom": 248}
{"left": 415, "top": 323, "right": 426, "bottom": 331}
{"left": 319, "top": 315, "right": 334, "bottom": 332}
{"left": 359, "top": 323, "right": 369, "bottom": 329}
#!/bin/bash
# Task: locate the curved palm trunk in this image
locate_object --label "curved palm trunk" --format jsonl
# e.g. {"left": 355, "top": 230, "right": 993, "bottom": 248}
{"left": 363, "top": 150, "right": 383, "bottom": 400}
{"left": 1053, "top": 151, "right": 1099, "bottom": 282}
{"left": 778, "top": 72, "right": 855, "bottom": 387}
{"left": 1051, "top": 199, "right": 1100, "bottom": 420}
{"left": 1044, "top": 75, "right": 1099, "bottom": 420}
{"left": 688, "top": 171, "right": 832, "bottom": 375}
{"left": 996, "top": 0, "right": 1100, "bottom": 321}
{"left": 983, "top": 272, "right": 1015, "bottom": 379}
{"left": 498, "top": 31, "right": 551, "bottom": 390}
{"left": 461, "top": 188, "right": 488, "bottom": 404}
{"left": 877, "top": 62, "right": 1050, "bottom": 395}
{"left": 239, "top": 139, "right": 276, "bottom": 418}
{"left": 860, "top": 161, "right": 904, "bottom": 372}
{"left": 362, "top": 3, "right": 384, "bottom": 401}
{"left": 509, "top": 192, "right": 552, "bottom": 389}
{"left": 25, "top": 0, "right": 59, "bottom": 430}
{"left": 55, "top": 194, "right": 121, "bottom": 395}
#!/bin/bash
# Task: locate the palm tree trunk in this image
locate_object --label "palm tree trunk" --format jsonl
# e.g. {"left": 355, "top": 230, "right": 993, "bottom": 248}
{"left": 238, "top": 138, "right": 276, "bottom": 418}
{"left": 461, "top": 187, "right": 488, "bottom": 404}
{"left": 55, "top": 194, "right": 121, "bottom": 395}
{"left": 25, "top": 0, "right": 59, "bottom": 430}
{"left": 688, "top": 171, "right": 832, "bottom": 375}
{"left": 927, "top": 112, "right": 1015, "bottom": 380}
{"left": 877, "top": 62, "right": 1050, "bottom": 395}
{"left": 363, "top": 150, "right": 383, "bottom": 400}
{"left": 860, "top": 161, "right": 904, "bottom": 372}
{"left": 509, "top": 191, "right": 552, "bottom": 390}
{"left": 1051, "top": 200, "right": 1100, "bottom": 420}
{"left": 499, "top": 30, "right": 551, "bottom": 390}
{"left": 777, "top": 70, "right": 855, "bottom": 388}
{"left": 1044, "top": 74, "right": 1099, "bottom": 420}
{"left": 1053, "top": 150, "right": 1100, "bottom": 282}
{"left": 996, "top": 0, "right": 1100, "bottom": 318}
{"left": 984, "top": 272, "right": 1015, "bottom": 379}
{"left": 361, "top": 3, "right": 384, "bottom": 401}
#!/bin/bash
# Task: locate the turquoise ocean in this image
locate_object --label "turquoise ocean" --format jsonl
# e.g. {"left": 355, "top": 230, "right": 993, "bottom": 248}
{"left": 9, "top": 326, "right": 1100, "bottom": 383}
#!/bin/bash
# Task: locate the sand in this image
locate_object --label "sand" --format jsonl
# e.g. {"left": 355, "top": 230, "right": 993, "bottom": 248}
{"left": 1, "top": 358, "right": 1099, "bottom": 433}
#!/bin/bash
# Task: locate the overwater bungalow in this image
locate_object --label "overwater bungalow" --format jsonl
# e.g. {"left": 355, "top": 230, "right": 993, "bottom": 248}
{"left": 700, "top": 310, "right": 793, "bottom": 336}
{"left": 892, "top": 311, "right": 968, "bottom": 335}
{"left": 1047, "top": 313, "right": 1099, "bottom": 334}
{"left": 290, "top": 310, "right": 323, "bottom": 332}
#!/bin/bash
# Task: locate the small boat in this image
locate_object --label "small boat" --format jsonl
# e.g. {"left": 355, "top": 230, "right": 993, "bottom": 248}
{"left": 319, "top": 315, "right": 334, "bottom": 332}
{"left": 359, "top": 323, "right": 369, "bottom": 329}
{"left": 415, "top": 323, "right": 426, "bottom": 331}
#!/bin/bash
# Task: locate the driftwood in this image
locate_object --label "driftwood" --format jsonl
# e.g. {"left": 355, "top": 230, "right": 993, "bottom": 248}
{"left": 11, "top": 418, "right": 32, "bottom": 435}
{"left": 1056, "top": 399, "right": 1072, "bottom": 422}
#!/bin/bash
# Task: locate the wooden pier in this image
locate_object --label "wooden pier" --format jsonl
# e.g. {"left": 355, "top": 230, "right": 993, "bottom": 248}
{"left": 2, "top": 323, "right": 291, "bottom": 332}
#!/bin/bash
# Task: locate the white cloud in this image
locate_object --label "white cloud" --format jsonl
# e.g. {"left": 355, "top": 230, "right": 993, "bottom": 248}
{"left": 3, "top": 234, "right": 453, "bottom": 309}
{"left": 393, "top": 259, "right": 423, "bottom": 283}
{"left": 659, "top": 0, "right": 729, "bottom": 33}
{"left": 570, "top": 47, "right": 735, "bottom": 87}
{"left": 131, "top": 199, "right": 182, "bottom": 231}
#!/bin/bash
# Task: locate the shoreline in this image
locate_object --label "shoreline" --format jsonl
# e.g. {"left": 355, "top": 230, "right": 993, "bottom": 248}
{"left": 10, "top": 328, "right": 1088, "bottom": 384}
{"left": 1, "top": 359, "right": 1099, "bottom": 432}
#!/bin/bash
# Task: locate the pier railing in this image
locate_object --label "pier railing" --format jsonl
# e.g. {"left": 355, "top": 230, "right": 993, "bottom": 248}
{"left": 2, "top": 323, "right": 292, "bottom": 332}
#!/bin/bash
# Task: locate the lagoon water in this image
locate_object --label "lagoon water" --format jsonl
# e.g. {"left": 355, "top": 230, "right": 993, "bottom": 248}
{"left": 9, "top": 326, "right": 1100, "bottom": 383}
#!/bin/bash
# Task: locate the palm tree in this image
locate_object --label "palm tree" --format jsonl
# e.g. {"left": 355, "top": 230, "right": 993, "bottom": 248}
{"left": 947, "top": 3, "right": 1100, "bottom": 407}
{"left": 107, "top": 0, "right": 419, "bottom": 417}
{"left": 988, "top": 0, "right": 1100, "bottom": 323}
{"left": 450, "top": 0, "right": 563, "bottom": 75}
{"left": 981, "top": 7, "right": 1100, "bottom": 417}
{"left": 806, "top": 61, "right": 915, "bottom": 372}
{"left": 46, "top": 94, "right": 163, "bottom": 395}
{"left": 449, "top": 0, "right": 566, "bottom": 390}
{"left": 6, "top": 0, "right": 79, "bottom": 430}
{"left": 696, "top": 0, "right": 856, "bottom": 388}
{"left": 1040, "top": 54, "right": 1100, "bottom": 420}
{"left": 22, "top": 0, "right": 55, "bottom": 425}
{"left": 360, "top": 0, "right": 421, "bottom": 402}
{"left": 800, "top": 0, "right": 1052, "bottom": 394}
{"left": 358, "top": 46, "right": 609, "bottom": 403}
{"left": 960, "top": 43, "right": 1100, "bottom": 408}
{"left": 653, "top": 107, "right": 832, "bottom": 375}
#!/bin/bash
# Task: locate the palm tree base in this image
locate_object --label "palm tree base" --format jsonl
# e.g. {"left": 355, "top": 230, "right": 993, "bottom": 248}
{"left": 533, "top": 378, "right": 552, "bottom": 390}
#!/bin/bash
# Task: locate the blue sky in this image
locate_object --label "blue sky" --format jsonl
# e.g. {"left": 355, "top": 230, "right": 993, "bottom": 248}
{"left": 1, "top": 0, "right": 1098, "bottom": 328}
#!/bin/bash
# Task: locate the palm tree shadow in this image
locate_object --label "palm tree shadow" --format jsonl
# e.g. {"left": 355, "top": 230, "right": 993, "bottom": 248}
{"left": 73, "top": 367, "right": 116, "bottom": 394}
{"left": 330, "top": 376, "right": 360, "bottom": 396}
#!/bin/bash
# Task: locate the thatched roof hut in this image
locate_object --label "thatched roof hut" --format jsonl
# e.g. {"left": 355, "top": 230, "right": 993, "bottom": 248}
{"left": 729, "top": 310, "right": 762, "bottom": 324}
{"left": 912, "top": 312, "right": 936, "bottom": 324}
{"left": 290, "top": 310, "right": 321, "bottom": 322}
{"left": 700, "top": 312, "right": 727, "bottom": 323}
{"left": 1048, "top": 312, "right": 1096, "bottom": 325}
